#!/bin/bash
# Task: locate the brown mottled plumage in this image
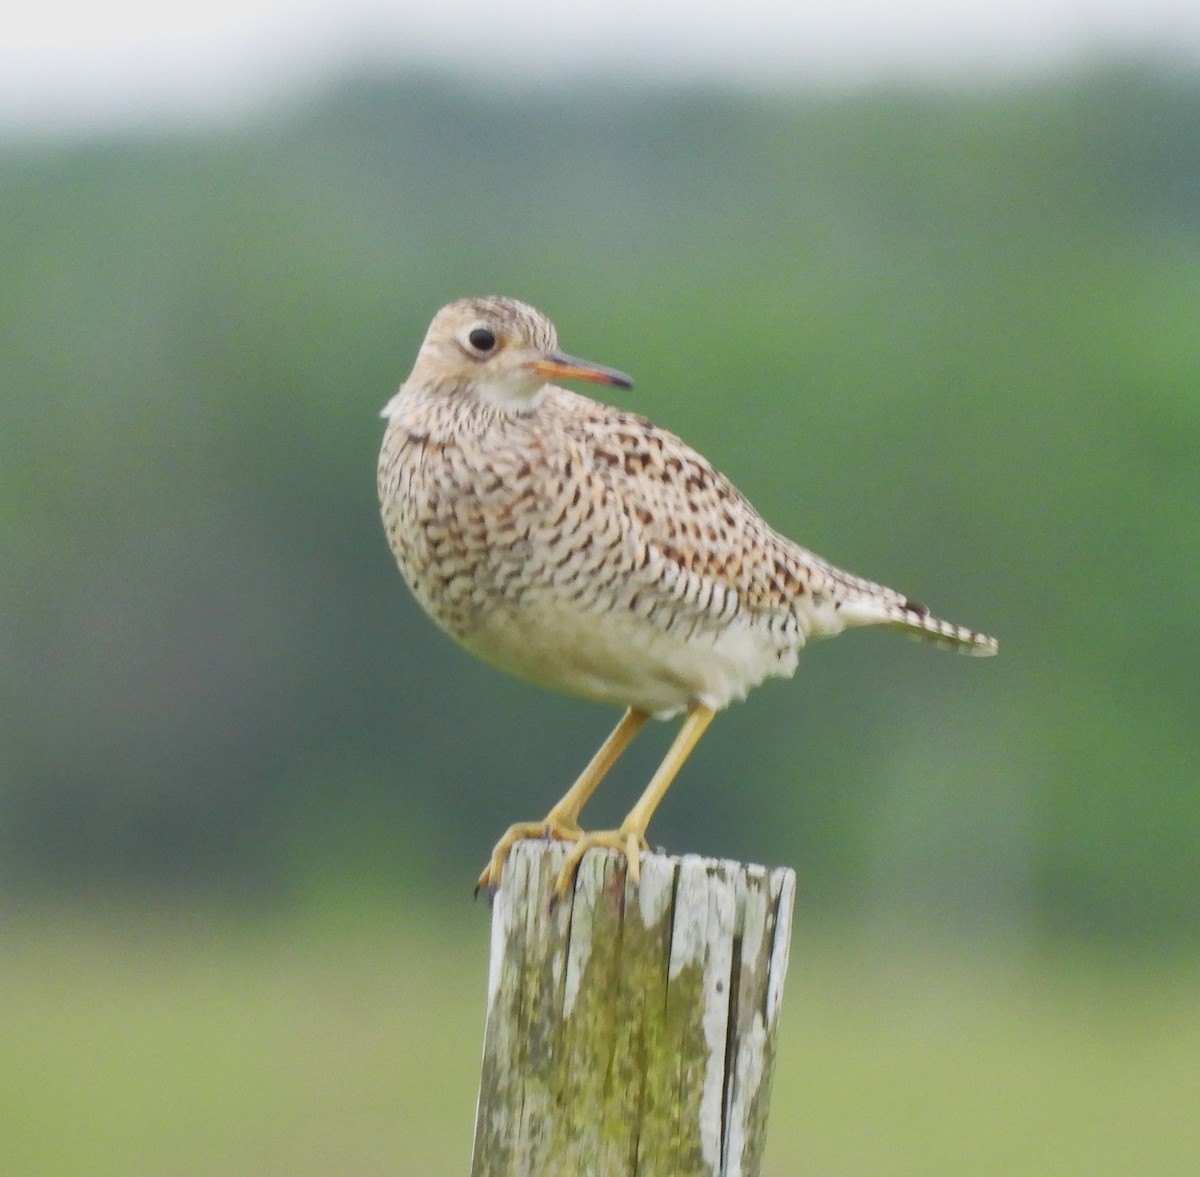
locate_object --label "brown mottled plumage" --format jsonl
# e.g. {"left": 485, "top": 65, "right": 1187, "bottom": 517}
{"left": 378, "top": 296, "right": 997, "bottom": 895}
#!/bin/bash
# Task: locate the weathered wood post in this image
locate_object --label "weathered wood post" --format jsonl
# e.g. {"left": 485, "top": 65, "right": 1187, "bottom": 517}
{"left": 470, "top": 840, "right": 796, "bottom": 1177}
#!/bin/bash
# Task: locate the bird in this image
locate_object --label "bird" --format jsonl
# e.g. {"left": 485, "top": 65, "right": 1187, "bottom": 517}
{"left": 377, "top": 296, "right": 997, "bottom": 898}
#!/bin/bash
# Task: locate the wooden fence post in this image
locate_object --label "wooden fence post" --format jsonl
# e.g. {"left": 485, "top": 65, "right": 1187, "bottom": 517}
{"left": 470, "top": 840, "right": 796, "bottom": 1177}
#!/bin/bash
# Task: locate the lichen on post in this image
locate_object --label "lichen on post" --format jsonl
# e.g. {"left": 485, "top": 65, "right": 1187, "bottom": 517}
{"left": 470, "top": 841, "right": 796, "bottom": 1177}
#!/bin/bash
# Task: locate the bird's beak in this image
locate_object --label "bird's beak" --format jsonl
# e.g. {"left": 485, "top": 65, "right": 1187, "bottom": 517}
{"left": 528, "top": 352, "right": 634, "bottom": 390}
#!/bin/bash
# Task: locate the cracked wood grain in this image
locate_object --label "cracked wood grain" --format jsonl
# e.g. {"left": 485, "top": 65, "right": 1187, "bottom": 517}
{"left": 470, "top": 841, "right": 795, "bottom": 1177}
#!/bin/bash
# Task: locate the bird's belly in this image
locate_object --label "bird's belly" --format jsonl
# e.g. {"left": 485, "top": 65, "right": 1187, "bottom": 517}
{"left": 459, "top": 603, "right": 800, "bottom": 718}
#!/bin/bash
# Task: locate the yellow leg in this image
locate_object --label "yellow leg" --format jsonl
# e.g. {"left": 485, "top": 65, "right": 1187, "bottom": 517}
{"left": 553, "top": 701, "right": 716, "bottom": 898}
{"left": 475, "top": 707, "right": 649, "bottom": 894}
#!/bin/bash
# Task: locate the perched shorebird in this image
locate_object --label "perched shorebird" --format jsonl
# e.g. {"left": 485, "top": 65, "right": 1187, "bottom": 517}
{"left": 378, "top": 297, "right": 997, "bottom": 897}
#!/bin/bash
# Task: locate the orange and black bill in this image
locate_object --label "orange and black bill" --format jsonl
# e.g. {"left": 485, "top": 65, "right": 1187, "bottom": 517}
{"left": 528, "top": 352, "right": 634, "bottom": 390}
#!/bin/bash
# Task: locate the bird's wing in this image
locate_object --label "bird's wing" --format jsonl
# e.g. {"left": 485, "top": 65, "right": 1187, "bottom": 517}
{"left": 554, "top": 395, "right": 835, "bottom": 634}
{"left": 531, "top": 390, "right": 996, "bottom": 656}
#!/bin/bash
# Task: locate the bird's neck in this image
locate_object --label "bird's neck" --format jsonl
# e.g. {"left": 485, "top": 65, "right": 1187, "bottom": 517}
{"left": 381, "top": 380, "right": 544, "bottom": 442}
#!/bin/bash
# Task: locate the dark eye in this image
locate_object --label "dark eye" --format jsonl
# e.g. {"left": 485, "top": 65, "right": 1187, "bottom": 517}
{"left": 468, "top": 327, "right": 496, "bottom": 352}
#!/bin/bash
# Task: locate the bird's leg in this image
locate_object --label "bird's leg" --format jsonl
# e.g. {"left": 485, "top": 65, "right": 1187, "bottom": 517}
{"left": 475, "top": 707, "right": 649, "bottom": 895}
{"left": 552, "top": 702, "right": 716, "bottom": 899}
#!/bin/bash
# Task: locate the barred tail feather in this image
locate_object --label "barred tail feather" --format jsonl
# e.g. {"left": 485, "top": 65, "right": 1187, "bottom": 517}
{"left": 839, "top": 597, "right": 999, "bottom": 656}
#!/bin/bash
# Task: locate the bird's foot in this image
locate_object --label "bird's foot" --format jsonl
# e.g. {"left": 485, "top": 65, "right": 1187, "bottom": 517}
{"left": 475, "top": 815, "right": 584, "bottom": 897}
{"left": 552, "top": 824, "right": 650, "bottom": 901}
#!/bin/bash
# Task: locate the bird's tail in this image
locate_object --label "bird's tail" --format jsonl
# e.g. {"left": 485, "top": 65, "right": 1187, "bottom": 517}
{"left": 839, "top": 596, "right": 999, "bottom": 656}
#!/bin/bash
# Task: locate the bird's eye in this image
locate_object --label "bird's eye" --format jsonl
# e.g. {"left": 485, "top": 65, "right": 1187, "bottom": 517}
{"left": 468, "top": 327, "right": 496, "bottom": 352}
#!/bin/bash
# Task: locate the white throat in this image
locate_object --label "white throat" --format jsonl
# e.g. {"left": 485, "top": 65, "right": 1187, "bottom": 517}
{"left": 473, "top": 374, "right": 547, "bottom": 412}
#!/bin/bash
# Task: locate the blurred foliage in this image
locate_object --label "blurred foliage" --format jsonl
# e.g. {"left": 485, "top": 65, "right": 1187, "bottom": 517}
{"left": 2, "top": 64, "right": 1199, "bottom": 947}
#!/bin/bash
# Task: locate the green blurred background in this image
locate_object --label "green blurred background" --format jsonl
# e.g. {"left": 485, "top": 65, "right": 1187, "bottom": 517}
{"left": 3, "top": 62, "right": 1199, "bottom": 1175}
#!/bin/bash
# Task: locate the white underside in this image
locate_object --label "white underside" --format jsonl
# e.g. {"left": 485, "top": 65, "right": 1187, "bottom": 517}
{"left": 458, "top": 602, "right": 804, "bottom": 718}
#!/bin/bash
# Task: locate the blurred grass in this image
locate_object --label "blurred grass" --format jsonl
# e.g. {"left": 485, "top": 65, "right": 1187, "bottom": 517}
{"left": 0, "top": 903, "right": 488, "bottom": 1176}
{"left": 1, "top": 902, "right": 1196, "bottom": 1176}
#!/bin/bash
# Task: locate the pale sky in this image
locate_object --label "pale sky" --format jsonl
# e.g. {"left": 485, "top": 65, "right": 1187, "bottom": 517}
{"left": 3, "top": 0, "right": 1200, "bottom": 131}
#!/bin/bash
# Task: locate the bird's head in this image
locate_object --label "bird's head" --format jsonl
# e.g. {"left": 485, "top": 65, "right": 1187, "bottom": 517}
{"left": 394, "top": 296, "right": 633, "bottom": 412}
